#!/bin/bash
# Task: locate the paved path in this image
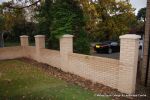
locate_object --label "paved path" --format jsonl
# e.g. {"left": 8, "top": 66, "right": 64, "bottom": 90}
{"left": 90, "top": 47, "right": 119, "bottom": 60}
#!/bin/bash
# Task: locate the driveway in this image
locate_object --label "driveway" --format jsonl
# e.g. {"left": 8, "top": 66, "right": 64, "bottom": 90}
{"left": 90, "top": 50, "right": 120, "bottom": 60}
{"left": 90, "top": 42, "right": 143, "bottom": 60}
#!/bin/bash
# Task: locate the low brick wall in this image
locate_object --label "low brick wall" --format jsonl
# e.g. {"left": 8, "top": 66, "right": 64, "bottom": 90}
{"left": 0, "top": 34, "right": 140, "bottom": 94}
{"left": 23, "top": 46, "right": 36, "bottom": 59}
{"left": 39, "top": 49, "right": 61, "bottom": 68}
{"left": 68, "top": 53, "right": 119, "bottom": 88}
{"left": 0, "top": 46, "right": 119, "bottom": 89}
{"left": 0, "top": 46, "right": 23, "bottom": 60}
{"left": 21, "top": 46, "right": 61, "bottom": 68}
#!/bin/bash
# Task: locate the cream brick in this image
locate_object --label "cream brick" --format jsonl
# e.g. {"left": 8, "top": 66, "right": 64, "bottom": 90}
{"left": 0, "top": 34, "right": 140, "bottom": 94}
{"left": 118, "top": 34, "right": 140, "bottom": 94}
{"left": 34, "top": 35, "right": 45, "bottom": 62}
{"left": 20, "top": 35, "right": 29, "bottom": 46}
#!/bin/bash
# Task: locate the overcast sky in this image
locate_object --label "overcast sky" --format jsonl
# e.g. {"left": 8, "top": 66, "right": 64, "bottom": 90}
{"left": 130, "top": 0, "right": 147, "bottom": 14}
{"left": 0, "top": 0, "right": 147, "bottom": 14}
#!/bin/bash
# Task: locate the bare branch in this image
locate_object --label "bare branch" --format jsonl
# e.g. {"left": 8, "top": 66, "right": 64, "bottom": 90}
{"left": 7, "top": 0, "right": 41, "bottom": 9}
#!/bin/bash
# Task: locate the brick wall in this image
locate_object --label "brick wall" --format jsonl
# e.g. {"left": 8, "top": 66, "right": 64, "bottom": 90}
{"left": 0, "top": 34, "right": 140, "bottom": 94}
{"left": 0, "top": 46, "right": 23, "bottom": 60}
{"left": 39, "top": 49, "right": 61, "bottom": 68}
{"left": 21, "top": 46, "right": 61, "bottom": 68}
{"left": 68, "top": 53, "right": 119, "bottom": 88}
{"left": 24, "top": 46, "right": 36, "bottom": 60}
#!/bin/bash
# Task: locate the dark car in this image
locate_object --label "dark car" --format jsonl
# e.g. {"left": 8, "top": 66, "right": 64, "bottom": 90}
{"left": 94, "top": 41, "right": 120, "bottom": 54}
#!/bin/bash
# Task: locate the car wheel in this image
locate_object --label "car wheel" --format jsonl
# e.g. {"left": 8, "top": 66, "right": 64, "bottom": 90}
{"left": 108, "top": 48, "right": 112, "bottom": 54}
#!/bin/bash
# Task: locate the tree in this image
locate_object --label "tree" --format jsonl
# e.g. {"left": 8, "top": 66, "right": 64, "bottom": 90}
{"left": 137, "top": 7, "right": 146, "bottom": 22}
{"left": 0, "top": 15, "right": 5, "bottom": 47}
{"left": 0, "top": 0, "right": 37, "bottom": 41}
{"left": 0, "top": 2, "right": 15, "bottom": 47}
{"left": 133, "top": 8, "right": 146, "bottom": 36}
{"left": 78, "top": 0, "right": 136, "bottom": 41}
{"left": 35, "top": 0, "right": 53, "bottom": 48}
{"left": 51, "top": 0, "right": 90, "bottom": 54}
{"left": 36, "top": 0, "right": 90, "bottom": 54}
{"left": 96, "top": 0, "right": 136, "bottom": 40}
{"left": 79, "top": 0, "right": 98, "bottom": 36}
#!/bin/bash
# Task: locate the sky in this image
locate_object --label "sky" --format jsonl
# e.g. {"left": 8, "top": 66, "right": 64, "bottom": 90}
{"left": 130, "top": 0, "right": 147, "bottom": 14}
{"left": 0, "top": 0, "right": 147, "bottom": 14}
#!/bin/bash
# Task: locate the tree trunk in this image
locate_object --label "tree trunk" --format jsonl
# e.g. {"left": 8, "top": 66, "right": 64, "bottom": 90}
{"left": 141, "top": 0, "right": 150, "bottom": 85}
{"left": 0, "top": 32, "right": 4, "bottom": 47}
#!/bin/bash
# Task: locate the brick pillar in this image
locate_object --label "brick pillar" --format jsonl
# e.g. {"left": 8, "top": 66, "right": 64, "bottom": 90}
{"left": 118, "top": 34, "right": 141, "bottom": 94}
{"left": 60, "top": 34, "right": 73, "bottom": 72}
{"left": 20, "top": 35, "right": 29, "bottom": 46}
{"left": 34, "top": 35, "right": 45, "bottom": 61}
{"left": 35, "top": 35, "right": 45, "bottom": 49}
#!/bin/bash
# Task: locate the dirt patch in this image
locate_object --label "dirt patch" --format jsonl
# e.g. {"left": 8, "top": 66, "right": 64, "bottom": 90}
{"left": 17, "top": 58, "right": 142, "bottom": 100}
{"left": 135, "top": 84, "right": 150, "bottom": 100}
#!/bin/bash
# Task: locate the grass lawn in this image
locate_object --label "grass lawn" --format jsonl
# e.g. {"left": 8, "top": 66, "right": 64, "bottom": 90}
{"left": 0, "top": 60, "right": 111, "bottom": 100}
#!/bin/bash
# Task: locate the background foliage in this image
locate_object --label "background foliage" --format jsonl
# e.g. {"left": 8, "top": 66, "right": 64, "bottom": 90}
{"left": 0, "top": 0, "right": 142, "bottom": 54}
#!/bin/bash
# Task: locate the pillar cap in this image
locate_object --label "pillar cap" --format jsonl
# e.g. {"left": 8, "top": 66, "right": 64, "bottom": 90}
{"left": 34, "top": 35, "right": 45, "bottom": 38}
{"left": 62, "top": 34, "right": 73, "bottom": 38}
{"left": 20, "top": 35, "right": 29, "bottom": 38}
{"left": 119, "top": 34, "right": 141, "bottom": 39}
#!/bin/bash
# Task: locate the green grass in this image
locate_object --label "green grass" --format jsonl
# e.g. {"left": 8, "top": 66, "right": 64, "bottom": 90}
{"left": 0, "top": 60, "right": 111, "bottom": 100}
